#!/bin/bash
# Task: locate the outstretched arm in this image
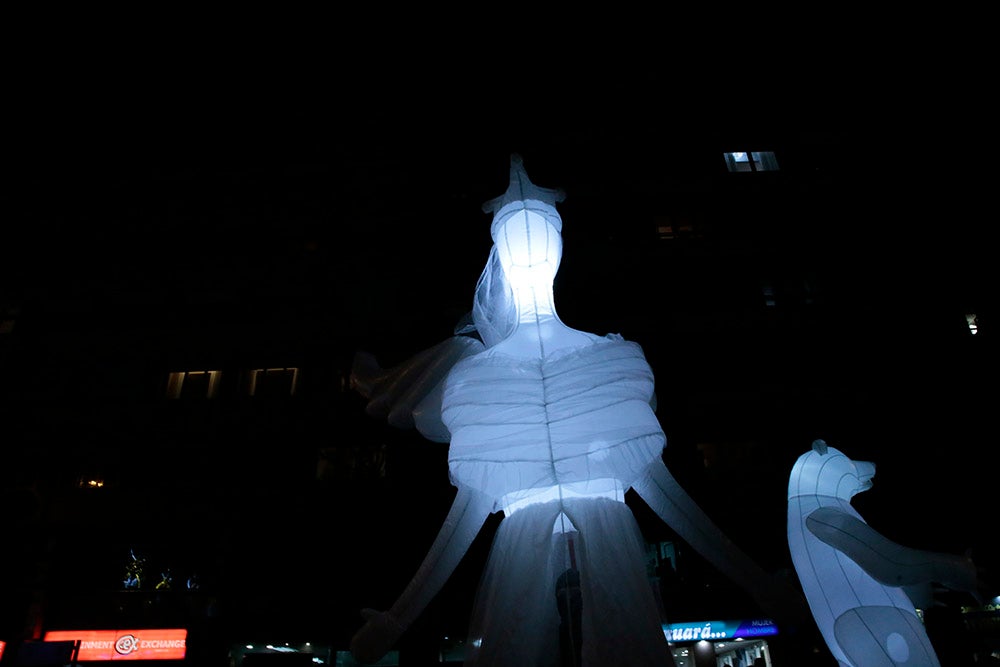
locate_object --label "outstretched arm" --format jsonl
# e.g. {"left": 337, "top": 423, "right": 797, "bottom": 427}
{"left": 806, "top": 506, "right": 979, "bottom": 595}
{"left": 350, "top": 483, "right": 495, "bottom": 664}
{"left": 631, "top": 458, "right": 808, "bottom": 624}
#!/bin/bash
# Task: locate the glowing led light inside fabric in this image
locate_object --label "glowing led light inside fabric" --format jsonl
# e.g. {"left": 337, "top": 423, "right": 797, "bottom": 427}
{"left": 787, "top": 439, "right": 980, "bottom": 667}
{"left": 350, "top": 155, "right": 805, "bottom": 666}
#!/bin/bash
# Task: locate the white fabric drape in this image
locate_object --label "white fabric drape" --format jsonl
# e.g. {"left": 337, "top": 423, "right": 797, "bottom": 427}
{"left": 464, "top": 497, "right": 672, "bottom": 667}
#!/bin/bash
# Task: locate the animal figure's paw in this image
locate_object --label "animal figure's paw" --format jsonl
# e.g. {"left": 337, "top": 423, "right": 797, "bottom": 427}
{"left": 350, "top": 608, "right": 405, "bottom": 664}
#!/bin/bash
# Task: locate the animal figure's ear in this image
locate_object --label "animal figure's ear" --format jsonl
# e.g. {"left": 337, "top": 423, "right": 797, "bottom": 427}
{"left": 812, "top": 439, "right": 828, "bottom": 455}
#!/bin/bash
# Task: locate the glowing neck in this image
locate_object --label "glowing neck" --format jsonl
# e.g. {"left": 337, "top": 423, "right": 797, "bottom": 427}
{"left": 496, "top": 282, "right": 595, "bottom": 359}
{"left": 512, "top": 283, "right": 558, "bottom": 324}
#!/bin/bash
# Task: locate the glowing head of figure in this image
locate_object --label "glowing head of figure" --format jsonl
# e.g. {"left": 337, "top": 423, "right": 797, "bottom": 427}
{"left": 788, "top": 439, "right": 876, "bottom": 502}
{"left": 493, "top": 208, "right": 563, "bottom": 289}
{"left": 484, "top": 154, "right": 567, "bottom": 292}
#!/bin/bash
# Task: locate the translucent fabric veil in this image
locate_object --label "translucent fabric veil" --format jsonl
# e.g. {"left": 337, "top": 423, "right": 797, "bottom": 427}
{"left": 463, "top": 498, "right": 670, "bottom": 667}
{"left": 469, "top": 245, "right": 514, "bottom": 350}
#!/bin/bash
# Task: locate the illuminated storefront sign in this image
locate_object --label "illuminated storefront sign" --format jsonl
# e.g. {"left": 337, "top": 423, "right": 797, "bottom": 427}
{"left": 662, "top": 619, "right": 778, "bottom": 642}
{"left": 43, "top": 629, "right": 187, "bottom": 661}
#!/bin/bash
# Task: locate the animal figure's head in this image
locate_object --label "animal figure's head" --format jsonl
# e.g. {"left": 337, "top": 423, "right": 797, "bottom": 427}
{"left": 788, "top": 439, "right": 876, "bottom": 502}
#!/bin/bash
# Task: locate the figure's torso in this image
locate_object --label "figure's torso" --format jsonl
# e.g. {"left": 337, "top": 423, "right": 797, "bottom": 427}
{"left": 443, "top": 336, "right": 665, "bottom": 510}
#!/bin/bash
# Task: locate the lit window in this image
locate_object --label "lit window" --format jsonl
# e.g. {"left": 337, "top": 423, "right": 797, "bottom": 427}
{"left": 724, "top": 151, "right": 779, "bottom": 172}
{"left": 166, "top": 370, "right": 222, "bottom": 399}
{"left": 966, "top": 313, "right": 979, "bottom": 335}
{"left": 655, "top": 215, "right": 700, "bottom": 241}
{"left": 247, "top": 367, "right": 299, "bottom": 397}
{"left": 77, "top": 476, "right": 106, "bottom": 489}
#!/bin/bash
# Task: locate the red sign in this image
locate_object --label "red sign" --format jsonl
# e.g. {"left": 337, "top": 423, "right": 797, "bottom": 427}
{"left": 0, "top": 639, "right": 6, "bottom": 660}
{"left": 43, "top": 629, "right": 187, "bottom": 661}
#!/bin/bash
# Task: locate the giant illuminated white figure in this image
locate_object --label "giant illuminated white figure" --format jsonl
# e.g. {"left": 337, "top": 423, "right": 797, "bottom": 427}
{"left": 350, "top": 154, "right": 801, "bottom": 666}
{"left": 787, "top": 439, "right": 981, "bottom": 667}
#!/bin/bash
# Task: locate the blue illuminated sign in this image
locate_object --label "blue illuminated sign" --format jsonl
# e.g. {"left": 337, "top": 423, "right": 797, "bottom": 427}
{"left": 662, "top": 618, "right": 778, "bottom": 642}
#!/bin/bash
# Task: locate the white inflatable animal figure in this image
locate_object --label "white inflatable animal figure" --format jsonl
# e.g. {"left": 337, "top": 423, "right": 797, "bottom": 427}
{"left": 350, "top": 154, "right": 804, "bottom": 666}
{"left": 787, "top": 439, "right": 980, "bottom": 667}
